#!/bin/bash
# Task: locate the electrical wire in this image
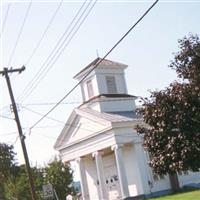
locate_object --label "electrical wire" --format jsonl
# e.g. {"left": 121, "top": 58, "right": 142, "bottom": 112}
{"left": 0, "top": 131, "right": 17, "bottom": 136}
{"left": 25, "top": 0, "right": 64, "bottom": 65}
{"left": 11, "top": 135, "right": 19, "bottom": 145}
{"left": 0, "top": 3, "right": 11, "bottom": 39}
{"left": 8, "top": 1, "right": 32, "bottom": 66}
{"left": 22, "top": 105, "right": 65, "bottom": 124}
{"left": 33, "top": 132, "right": 57, "bottom": 140}
{"left": 21, "top": 101, "right": 80, "bottom": 106}
{"left": 17, "top": 0, "right": 88, "bottom": 102}
{"left": 17, "top": 0, "right": 90, "bottom": 103}
{"left": 19, "top": 0, "right": 97, "bottom": 103}
{"left": 29, "top": 0, "right": 159, "bottom": 131}
{"left": 18, "top": 0, "right": 96, "bottom": 103}
{"left": 0, "top": 114, "right": 14, "bottom": 120}
{"left": 21, "top": 105, "right": 96, "bottom": 133}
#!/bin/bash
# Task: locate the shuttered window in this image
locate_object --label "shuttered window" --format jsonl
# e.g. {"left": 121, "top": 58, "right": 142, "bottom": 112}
{"left": 106, "top": 76, "right": 117, "bottom": 94}
{"left": 86, "top": 80, "right": 94, "bottom": 98}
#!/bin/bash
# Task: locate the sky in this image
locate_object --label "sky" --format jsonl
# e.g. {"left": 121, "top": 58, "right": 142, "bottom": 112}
{"left": 0, "top": 0, "right": 200, "bottom": 171}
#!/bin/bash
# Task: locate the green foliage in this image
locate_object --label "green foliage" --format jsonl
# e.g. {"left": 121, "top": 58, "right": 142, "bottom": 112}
{"left": 170, "top": 34, "right": 200, "bottom": 83}
{"left": 136, "top": 34, "right": 200, "bottom": 175}
{"left": 0, "top": 143, "right": 74, "bottom": 200}
{"left": 0, "top": 143, "right": 17, "bottom": 198}
{"left": 3, "top": 159, "right": 75, "bottom": 200}
{"left": 4, "top": 173, "right": 30, "bottom": 200}
{"left": 44, "top": 157, "right": 74, "bottom": 200}
{"left": 0, "top": 143, "right": 16, "bottom": 179}
{"left": 3, "top": 165, "right": 43, "bottom": 200}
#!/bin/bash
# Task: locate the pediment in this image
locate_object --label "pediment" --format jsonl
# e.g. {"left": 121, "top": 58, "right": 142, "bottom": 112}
{"left": 54, "top": 109, "right": 111, "bottom": 149}
{"left": 65, "top": 116, "right": 110, "bottom": 144}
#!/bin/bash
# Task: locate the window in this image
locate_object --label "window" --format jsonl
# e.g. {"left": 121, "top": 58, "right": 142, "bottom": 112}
{"left": 106, "top": 76, "right": 117, "bottom": 94}
{"left": 86, "top": 80, "right": 94, "bottom": 98}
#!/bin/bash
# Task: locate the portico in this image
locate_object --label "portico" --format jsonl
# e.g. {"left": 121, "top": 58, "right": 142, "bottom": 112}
{"left": 74, "top": 144, "right": 132, "bottom": 200}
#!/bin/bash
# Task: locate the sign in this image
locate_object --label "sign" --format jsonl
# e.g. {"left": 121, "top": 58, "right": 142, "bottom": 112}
{"left": 43, "top": 183, "right": 54, "bottom": 199}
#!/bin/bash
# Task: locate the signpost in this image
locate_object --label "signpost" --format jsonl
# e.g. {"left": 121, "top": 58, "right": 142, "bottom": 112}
{"left": 43, "top": 184, "right": 54, "bottom": 199}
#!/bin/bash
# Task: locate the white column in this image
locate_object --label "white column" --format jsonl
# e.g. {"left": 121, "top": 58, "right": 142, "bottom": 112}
{"left": 112, "top": 144, "right": 130, "bottom": 199}
{"left": 134, "top": 142, "right": 150, "bottom": 194}
{"left": 76, "top": 157, "right": 89, "bottom": 200}
{"left": 92, "top": 151, "right": 107, "bottom": 200}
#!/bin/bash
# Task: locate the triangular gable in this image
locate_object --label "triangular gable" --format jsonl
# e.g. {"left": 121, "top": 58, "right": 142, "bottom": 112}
{"left": 63, "top": 115, "right": 111, "bottom": 145}
{"left": 54, "top": 107, "right": 142, "bottom": 150}
{"left": 54, "top": 108, "right": 111, "bottom": 150}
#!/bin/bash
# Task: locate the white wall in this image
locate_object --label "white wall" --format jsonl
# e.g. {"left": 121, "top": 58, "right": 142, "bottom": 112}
{"left": 100, "top": 98, "right": 136, "bottom": 112}
{"left": 178, "top": 171, "right": 200, "bottom": 187}
{"left": 123, "top": 144, "right": 144, "bottom": 196}
{"left": 84, "top": 157, "right": 99, "bottom": 200}
{"left": 96, "top": 72, "right": 127, "bottom": 94}
{"left": 81, "top": 73, "right": 99, "bottom": 101}
{"left": 133, "top": 143, "right": 152, "bottom": 194}
{"left": 103, "top": 154, "right": 121, "bottom": 200}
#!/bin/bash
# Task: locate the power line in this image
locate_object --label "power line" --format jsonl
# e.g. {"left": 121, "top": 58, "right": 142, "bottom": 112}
{"left": 0, "top": 125, "right": 62, "bottom": 138}
{"left": 0, "top": 101, "right": 80, "bottom": 114}
{"left": 25, "top": 0, "right": 63, "bottom": 65}
{"left": 21, "top": 106, "right": 99, "bottom": 133}
{"left": 18, "top": 0, "right": 97, "bottom": 103}
{"left": 21, "top": 105, "right": 65, "bottom": 124}
{"left": 0, "top": 3, "right": 11, "bottom": 39}
{"left": 0, "top": 114, "right": 14, "bottom": 120}
{"left": 29, "top": 0, "right": 159, "bottom": 130}
{"left": 33, "top": 132, "right": 57, "bottom": 140}
{"left": 21, "top": 101, "right": 80, "bottom": 106}
{"left": 0, "top": 131, "right": 17, "bottom": 136}
{"left": 20, "top": 97, "right": 140, "bottom": 107}
{"left": 11, "top": 135, "right": 19, "bottom": 146}
{"left": 8, "top": 1, "right": 32, "bottom": 66}
{"left": 19, "top": 0, "right": 97, "bottom": 103}
{"left": 17, "top": 0, "right": 88, "bottom": 102}
{"left": 22, "top": 106, "right": 98, "bottom": 133}
{"left": 17, "top": 0, "right": 91, "bottom": 103}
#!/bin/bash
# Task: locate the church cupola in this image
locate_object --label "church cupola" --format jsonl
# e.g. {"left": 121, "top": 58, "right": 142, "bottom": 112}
{"left": 74, "top": 58, "right": 136, "bottom": 112}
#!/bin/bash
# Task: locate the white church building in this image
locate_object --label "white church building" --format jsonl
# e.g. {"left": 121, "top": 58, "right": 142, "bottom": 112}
{"left": 54, "top": 58, "right": 200, "bottom": 200}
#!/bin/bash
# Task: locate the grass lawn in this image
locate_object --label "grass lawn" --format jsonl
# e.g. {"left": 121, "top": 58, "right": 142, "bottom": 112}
{"left": 150, "top": 190, "right": 200, "bottom": 200}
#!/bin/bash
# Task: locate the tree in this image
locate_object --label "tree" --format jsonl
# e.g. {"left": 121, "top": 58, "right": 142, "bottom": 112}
{"left": 136, "top": 34, "right": 200, "bottom": 176}
{"left": 0, "top": 143, "right": 74, "bottom": 199}
{"left": 0, "top": 143, "right": 17, "bottom": 198}
{"left": 0, "top": 143, "right": 16, "bottom": 179}
{"left": 3, "top": 165, "right": 43, "bottom": 200}
{"left": 44, "top": 158, "right": 75, "bottom": 200}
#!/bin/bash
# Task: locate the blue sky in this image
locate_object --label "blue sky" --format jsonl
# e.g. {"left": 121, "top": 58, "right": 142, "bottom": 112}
{"left": 1, "top": 0, "right": 200, "bottom": 166}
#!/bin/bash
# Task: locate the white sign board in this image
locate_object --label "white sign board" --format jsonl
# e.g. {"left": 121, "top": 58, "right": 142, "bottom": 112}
{"left": 43, "top": 183, "right": 54, "bottom": 199}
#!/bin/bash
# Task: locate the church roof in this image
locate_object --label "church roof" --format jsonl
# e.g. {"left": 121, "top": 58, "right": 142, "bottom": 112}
{"left": 79, "top": 93, "right": 137, "bottom": 106}
{"left": 76, "top": 107, "right": 140, "bottom": 123}
{"left": 73, "top": 57, "right": 128, "bottom": 79}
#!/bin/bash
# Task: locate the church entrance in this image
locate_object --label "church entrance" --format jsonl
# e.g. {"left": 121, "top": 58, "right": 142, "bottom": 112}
{"left": 103, "top": 154, "right": 120, "bottom": 200}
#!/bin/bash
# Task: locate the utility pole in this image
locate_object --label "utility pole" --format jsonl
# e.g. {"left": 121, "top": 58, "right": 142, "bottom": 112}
{"left": 0, "top": 66, "right": 37, "bottom": 200}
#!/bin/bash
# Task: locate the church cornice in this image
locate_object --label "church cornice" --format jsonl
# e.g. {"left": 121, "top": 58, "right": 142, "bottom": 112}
{"left": 73, "top": 57, "right": 128, "bottom": 80}
{"left": 79, "top": 93, "right": 137, "bottom": 107}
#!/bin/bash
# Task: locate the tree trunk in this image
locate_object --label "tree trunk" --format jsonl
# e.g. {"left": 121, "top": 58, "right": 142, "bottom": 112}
{"left": 169, "top": 173, "right": 180, "bottom": 192}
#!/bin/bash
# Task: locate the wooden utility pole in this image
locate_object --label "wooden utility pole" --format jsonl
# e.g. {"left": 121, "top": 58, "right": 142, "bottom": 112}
{"left": 0, "top": 66, "right": 37, "bottom": 200}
